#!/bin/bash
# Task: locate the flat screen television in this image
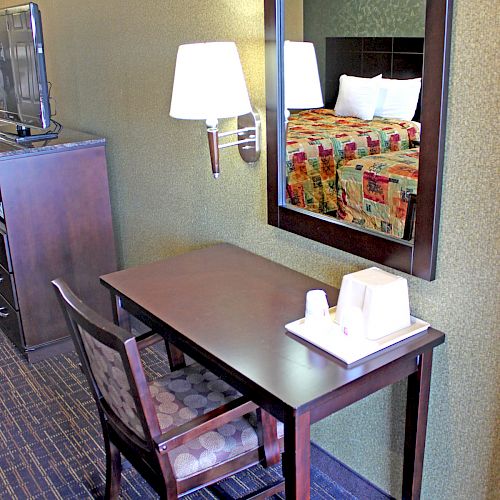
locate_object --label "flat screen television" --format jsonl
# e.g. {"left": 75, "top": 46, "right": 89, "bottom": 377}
{"left": 0, "top": 2, "right": 58, "bottom": 143}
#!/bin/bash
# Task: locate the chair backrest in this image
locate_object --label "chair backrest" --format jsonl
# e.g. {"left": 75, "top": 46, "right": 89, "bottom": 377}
{"left": 52, "top": 278, "right": 161, "bottom": 443}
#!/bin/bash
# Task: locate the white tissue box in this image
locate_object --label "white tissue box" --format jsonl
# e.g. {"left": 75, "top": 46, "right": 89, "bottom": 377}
{"left": 335, "top": 267, "right": 411, "bottom": 340}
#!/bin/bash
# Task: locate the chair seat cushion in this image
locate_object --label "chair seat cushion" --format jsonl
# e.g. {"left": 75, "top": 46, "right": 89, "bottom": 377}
{"left": 149, "top": 362, "right": 283, "bottom": 480}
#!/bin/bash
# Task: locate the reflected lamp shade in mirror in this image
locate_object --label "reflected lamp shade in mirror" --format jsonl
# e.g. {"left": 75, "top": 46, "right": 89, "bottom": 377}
{"left": 284, "top": 41, "right": 324, "bottom": 110}
{"left": 169, "top": 42, "right": 252, "bottom": 124}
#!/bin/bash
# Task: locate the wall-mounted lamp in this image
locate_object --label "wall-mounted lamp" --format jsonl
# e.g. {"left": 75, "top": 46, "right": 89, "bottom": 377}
{"left": 170, "top": 42, "right": 260, "bottom": 178}
{"left": 284, "top": 41, "right": 323, "bottom": 121}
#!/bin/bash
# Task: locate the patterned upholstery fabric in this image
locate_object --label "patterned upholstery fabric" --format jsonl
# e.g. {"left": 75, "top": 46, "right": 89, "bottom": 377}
{"left": 337, "top": 148, "right": 419, "bottom": 238}
{"left": 78, "top": 326, "right": 145, "bottom": 439}
{"left": 286, "top": 108, "right": 420, "bottom": 214}
{"left": 77, "top": 328, "right": 283, "bottom": 481}
{"left": 149, "top": 363, "right": 284, "bottom": 480}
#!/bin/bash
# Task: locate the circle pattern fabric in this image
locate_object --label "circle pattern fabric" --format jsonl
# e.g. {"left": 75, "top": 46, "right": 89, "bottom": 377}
{"left": 148, "top": 362, "right": 284, "bottom": 480}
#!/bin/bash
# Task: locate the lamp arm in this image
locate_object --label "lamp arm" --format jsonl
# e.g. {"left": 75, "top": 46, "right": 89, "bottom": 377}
{"left": 218, "top": 137, "right": 256, "bottom": 150}
{"left": 218, "top": 126, "right": 255, "bottom": 138}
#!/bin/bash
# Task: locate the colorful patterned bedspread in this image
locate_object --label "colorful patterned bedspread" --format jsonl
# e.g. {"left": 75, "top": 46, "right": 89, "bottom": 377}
{"left": 337, "top": 148, "right": 419, "bottom": 239}
{"left": 286, "top": 109, "right": 420, "bottom": 214}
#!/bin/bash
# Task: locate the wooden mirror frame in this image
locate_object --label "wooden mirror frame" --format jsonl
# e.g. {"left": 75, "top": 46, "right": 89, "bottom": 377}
{"left": 265, "top": 0, "right": 453, "bottom": 280}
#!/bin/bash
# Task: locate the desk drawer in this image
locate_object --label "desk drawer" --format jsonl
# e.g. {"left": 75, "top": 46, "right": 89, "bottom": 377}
{"left": 0, "top": 293, "right": 24, "bottom": 349}
{"left": 0, "top": 224, "right": 12, "bottom": 272}
{"left": 0, "top": 263, "right": 17, "bottom": 309}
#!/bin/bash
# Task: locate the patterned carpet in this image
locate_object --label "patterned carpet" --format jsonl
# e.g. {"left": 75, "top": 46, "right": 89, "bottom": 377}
{"left": 0, "top": 331, "right": 390, "bottom": 499}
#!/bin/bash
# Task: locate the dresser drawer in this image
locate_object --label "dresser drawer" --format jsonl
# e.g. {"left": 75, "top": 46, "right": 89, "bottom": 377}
{"left": 0, "top": 293, "right": 24, "bottom": 349}
{"left": 0, "top": 223, "right": 12, "bottom": 272}
{"left": 0, "top": 263, "right": 17, "bottom": 309}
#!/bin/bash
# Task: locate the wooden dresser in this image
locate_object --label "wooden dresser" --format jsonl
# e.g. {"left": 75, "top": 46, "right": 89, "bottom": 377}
{"left": 0, "top": 129, "right": 117, "bottom": 362}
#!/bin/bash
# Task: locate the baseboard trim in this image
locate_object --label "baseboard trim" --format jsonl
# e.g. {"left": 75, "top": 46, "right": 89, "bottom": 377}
{"left": 23, "top": 336, "right": 75, "bottom": 363}
{"left": 311, "top": 441, "right": 394, "bottom": 499}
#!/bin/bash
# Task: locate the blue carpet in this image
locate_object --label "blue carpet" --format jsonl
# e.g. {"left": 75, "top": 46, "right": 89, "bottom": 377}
{"left": 0, "top": 331, "right": 391, "bottom": 499}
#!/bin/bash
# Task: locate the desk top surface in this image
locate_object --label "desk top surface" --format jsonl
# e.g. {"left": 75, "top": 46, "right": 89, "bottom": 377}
{"left": 101, "top": 244, "right": 444, "bottom": 410}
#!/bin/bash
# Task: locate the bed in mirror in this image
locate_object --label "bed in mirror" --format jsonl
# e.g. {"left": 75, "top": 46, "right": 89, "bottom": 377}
{"left": 265, "top": 0, "right": 453, "bottom": 280}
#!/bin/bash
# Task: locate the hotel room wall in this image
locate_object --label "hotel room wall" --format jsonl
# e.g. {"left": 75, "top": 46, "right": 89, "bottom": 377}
{"left": 303, "top": 0, "right": 426, "bottom": 97}
{"left": 285, "top": 0, "right": 304, "bottom": 41}
{"left": 6, "top": 0, "right": 497, "bottom": 498}
{"left": 303, "top": 0, "right": 426, "bottom": 36}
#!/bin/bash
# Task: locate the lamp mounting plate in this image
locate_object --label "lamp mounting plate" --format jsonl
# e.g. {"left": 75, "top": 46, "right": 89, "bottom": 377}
{"left": 237, "top": 111, "right": 261, "bottom": 163}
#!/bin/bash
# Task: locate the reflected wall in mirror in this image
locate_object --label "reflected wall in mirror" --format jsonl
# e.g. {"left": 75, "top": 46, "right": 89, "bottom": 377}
{"left": 265, "top": 0, "right": 453, "bottom": 280}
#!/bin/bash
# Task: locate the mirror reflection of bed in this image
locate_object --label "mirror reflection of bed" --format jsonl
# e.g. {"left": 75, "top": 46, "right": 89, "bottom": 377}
{"left": 283, "top": 2, "right": 426, "bottom": 242}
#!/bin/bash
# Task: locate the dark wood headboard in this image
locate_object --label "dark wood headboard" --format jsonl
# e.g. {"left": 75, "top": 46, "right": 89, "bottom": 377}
{"left": 324, "top": 37, "right": 424, "bottom": 120}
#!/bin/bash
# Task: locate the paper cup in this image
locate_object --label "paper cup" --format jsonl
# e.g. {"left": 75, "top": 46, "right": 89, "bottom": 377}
{"left": 304, "top": 289, "right": 332, "bottom": 331}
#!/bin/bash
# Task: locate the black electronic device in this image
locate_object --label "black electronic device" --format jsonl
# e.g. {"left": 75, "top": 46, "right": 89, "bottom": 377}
{"left": 0, "top": 3, "right": 59, "bottom": 143}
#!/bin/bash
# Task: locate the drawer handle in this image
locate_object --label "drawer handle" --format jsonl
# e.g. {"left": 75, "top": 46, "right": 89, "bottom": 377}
{"left": 0, "top": 307, "right": 9, "bottom": 318}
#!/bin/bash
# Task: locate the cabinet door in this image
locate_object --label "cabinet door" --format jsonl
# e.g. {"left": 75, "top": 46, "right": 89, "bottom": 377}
{"left": 0, "top": 223, "right": 13, "bottom": 272}
{"left": 0, "top": 292, "right": 24, "bottom": 349}
{"left": 0, "top": 262, "right": 19, "bottom": 309}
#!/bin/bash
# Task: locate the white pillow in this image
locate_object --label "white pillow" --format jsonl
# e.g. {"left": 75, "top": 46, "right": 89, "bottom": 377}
{"left": 374, "top": 77, "right": 422, "bottom": 121}
{"left": 334, "top": 74, "right": 382, "bottom": 121}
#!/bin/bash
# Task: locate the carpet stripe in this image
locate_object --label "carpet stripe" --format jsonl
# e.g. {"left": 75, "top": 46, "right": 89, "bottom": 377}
{"left": 0, "top": 331, "right": 389, "bottom": 499}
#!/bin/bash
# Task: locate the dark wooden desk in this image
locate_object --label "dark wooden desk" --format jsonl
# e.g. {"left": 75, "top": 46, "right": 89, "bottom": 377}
{"left": 101, "top": 244, "right": 444, "bottom": 499}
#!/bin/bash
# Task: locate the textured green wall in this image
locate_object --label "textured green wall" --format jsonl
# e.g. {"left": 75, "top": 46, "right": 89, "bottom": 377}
{"left": 12, "top": 0, "right": 499, "bottom": 498}
{"left": 304, "top": 0, "right": 425, "bottom": 37}
{"left": 285, "top": 0, "right": 304, "bottom": 40}
{"left": 302, "top": 0, "right": 426, "bottom": 93}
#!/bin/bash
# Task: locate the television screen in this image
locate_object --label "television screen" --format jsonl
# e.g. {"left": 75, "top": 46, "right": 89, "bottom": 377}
{"left": 0, "top": 3, "right": 50, "bottom": 130}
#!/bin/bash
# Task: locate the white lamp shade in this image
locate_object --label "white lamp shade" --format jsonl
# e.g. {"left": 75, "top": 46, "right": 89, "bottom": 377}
{"left": 170, "top": 42, "right": 252, "bottom": 121}
{"left": 284, "top": 41, "right": 324, "bottom": 109}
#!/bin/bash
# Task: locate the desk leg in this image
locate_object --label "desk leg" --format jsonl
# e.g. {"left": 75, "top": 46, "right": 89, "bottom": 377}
{"left": 166, "top": 344, "right": 186, "bottom": 371}
{"left": 109, "top": 292, "right": 186, "bottom": 370}
{"left": 402, "top": 350, "right": 433, "bottom": 500}
{"left": 257, "top": 408, "right": 281, "bottom": 467}
{"left": 110, "top": 293, "right": 131, "bottom": 330}
{"left": 283, "top": 410, "right": 311, "bottom": 499}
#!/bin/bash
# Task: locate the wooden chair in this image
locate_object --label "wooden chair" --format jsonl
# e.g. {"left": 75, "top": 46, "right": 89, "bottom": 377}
{"left": 52, "top": 278, "right": 284, "bottom": 499}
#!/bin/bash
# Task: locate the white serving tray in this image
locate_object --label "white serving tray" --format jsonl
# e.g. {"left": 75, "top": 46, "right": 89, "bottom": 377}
{"left": 285, "top": 307, "right": 429, "bottom": 365}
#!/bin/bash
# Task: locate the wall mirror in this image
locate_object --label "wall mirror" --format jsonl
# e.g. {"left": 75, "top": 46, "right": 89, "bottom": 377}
{"left": 265, "top": 0, "right": 453, "bottom": 280}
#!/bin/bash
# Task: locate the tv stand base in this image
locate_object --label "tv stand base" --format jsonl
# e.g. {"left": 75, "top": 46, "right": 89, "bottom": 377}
{"left": 14, "top": 132, "right": 59, "bottom": 143}
{"left": 0, "top": 129, "right": 58, "bottom": 144}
